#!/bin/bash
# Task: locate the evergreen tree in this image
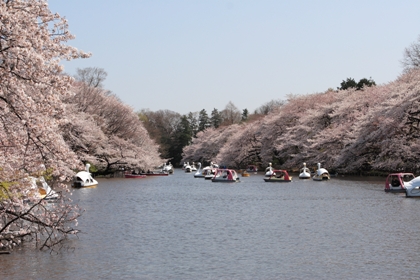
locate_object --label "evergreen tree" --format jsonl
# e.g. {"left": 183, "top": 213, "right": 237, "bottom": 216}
{"left": 339, "top": 78, "right": 358, "bottom": 90}
{"left": 242, "top": 108, "right": 249, "bottom": 121}
{"left": 169, "top": 115, "right": 193, "bottom": 165}
{"left": 356, "top": 78, "right": 376, "bottom": 89}
{"left": 198, "top": 109, "right": 210, "bottom": 131}
{"left": 187, "top": 112, "right": 198, "bottom": 137}
{"left": 339, "top": 77, "right": 376, "bottom": 90}
{"left": 210, "top": 108, "right": 222, "bottom": 128}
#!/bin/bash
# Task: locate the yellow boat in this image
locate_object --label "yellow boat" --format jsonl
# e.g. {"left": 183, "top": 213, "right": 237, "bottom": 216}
{"left": 242, "top": 170, "right": 250, "bottom": 177}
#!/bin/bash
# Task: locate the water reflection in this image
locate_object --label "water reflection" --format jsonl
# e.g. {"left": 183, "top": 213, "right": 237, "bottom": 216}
{"left": 1, "top": 171, "right": 420, "bottom": 279}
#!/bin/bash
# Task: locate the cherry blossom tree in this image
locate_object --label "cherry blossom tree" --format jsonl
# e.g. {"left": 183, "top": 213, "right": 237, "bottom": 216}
{"left": 181, "top": 128, "right": 218, "bottom": 164}
{"left": 335, "top": 69, "right": 420, "bottom": 173}
{"left": 182, "top": 68, "right": 420, "bottom": 174}
{"left": 214, "top": 122, "right": 262, "bottom": 168}
{"left": 1, "top": 0, "right": 90, "bottom": 250}
{"left": 182, "top": 125, "right": 239, "bottom": 165}
{"left": 65, "top": 80, "right": 162, "bottom": 173}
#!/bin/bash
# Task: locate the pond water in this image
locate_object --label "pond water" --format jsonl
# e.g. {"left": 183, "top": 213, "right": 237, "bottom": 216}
{"left": 1, "top": 170, "right": 420, "bottom": 279}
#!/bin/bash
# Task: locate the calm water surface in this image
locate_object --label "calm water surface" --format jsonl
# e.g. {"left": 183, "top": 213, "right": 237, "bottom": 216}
{"left": 1, "top": 170, "right": 420, "bottom": 279}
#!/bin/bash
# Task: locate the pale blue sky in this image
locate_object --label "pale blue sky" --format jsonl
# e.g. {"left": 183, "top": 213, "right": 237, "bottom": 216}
{"left": 49, "top": 0, "right": 420, "bottom": 115}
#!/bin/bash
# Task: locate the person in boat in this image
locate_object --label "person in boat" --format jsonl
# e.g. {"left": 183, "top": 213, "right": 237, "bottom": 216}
{"left": 147, "top": 169, "right": 151, "bottom": 174}
{"left": 391, "top": 176, "right": 400, "bottom": 187}
{"left": 276, "top": 172, "right": 284, "bottom": 179}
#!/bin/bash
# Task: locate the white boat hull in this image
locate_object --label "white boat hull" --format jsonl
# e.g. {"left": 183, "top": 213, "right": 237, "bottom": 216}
{"left": 404, "top": 176, "right": 420, "bottom": 197}
{"left": 299, "top": 163, "right": 311, "bottom": 179}
{"left": 406, "top": 186, "right": 420, "bottom": 197}
{"left": 299, "top": 172, "right": 311, "bottom": 179}
{"left": 312, "top": 174, "right": 330, "bottom": 181}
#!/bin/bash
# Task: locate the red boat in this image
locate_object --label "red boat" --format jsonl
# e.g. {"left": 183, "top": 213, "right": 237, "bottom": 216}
{"left": 124, "top": 174, "right": 146, "bottom": 178}
{"left": 140, "top": 171, "right": 169, "bottom": 177}
{"left": 263, "top": 170, "right": 293, "bottom": 182}
{"left": 384, "top": 173, "right": 415, "bottom": 193}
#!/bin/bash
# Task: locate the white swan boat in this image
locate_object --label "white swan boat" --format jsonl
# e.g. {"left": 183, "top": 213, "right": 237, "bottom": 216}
{"left": 162, "top": 162, "right": 174, "bottom": 174}
{"left": 405, "top": 176, "right": 420, "bottom": 197}
{"left": 203, "top": 167, "right": 216, "bottom": 179}
{"left": 29, "top": 176, "right": 59, "bottom": 200}
{"left": 299, "top": 163, "right": 311, "bottom": 179}
{"left": 194, "top": 162, "right": 204, "bottom": 178}
{"left": 204, "top": 162, "right": 218, "bottom": 180}
{"left": 265, "top": 163, "right": 274, "bottom": 177}
{"left": 72, "top": 163, "right": 98, "bottom": 188}
{"left": 184, "top": 162, "right": 192, "bottom": 173}
{"left": 312, "top": 163, "right": 330, "bottom": 181}
{"left": 191, "top": 162, "right": 197, "bottom": 172}
{"left": 203, "top": 168, "right": 214, "bottom": 179}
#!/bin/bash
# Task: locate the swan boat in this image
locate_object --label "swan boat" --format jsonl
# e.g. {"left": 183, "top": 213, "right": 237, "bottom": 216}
{"left": 194, "top": 162, "right": 204, "bottom": 178}
{"left": 191, "top": 162, "right": 197, "bottom": 172}
{"left": 263, "top": 170, "right": 292, "bottom": 182}
{"left": 404, "top": 176, "right": 420, "bottom": 197}
{"left": 312, "top": 163, "right": 330, "bottom": 181}
{"left": 185, "top": 162, "right": 192, "bottom": 173}
{"left": 72, "top": 163, "right": 99, "bottom": 188}
{"left": 29, "top": 176, "right": 59, "bottom": 200}
{"left": 265, "top": 163, "right": 274, "bottom": 177}
{"left": 299, "top": 163, "right": 311, "bottom": 179}
{"left": 384, "top": 173, "right": 415, "bottom": 193}
{"left": 203, "top": 167, "right": 216, "bottom": 179}
{"left": 204, "top": 162, "right": 219, "bottom": 180}
{"left": 211, "top": 169, "right": 240, "bottom": 183}
{"left": 162, "top": 162, "right": 174, "bottom": 174}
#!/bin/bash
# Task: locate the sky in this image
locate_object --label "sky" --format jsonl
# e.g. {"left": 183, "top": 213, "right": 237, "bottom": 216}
{"left": 48, "top": 0, "right": 420, "bottom": 115}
